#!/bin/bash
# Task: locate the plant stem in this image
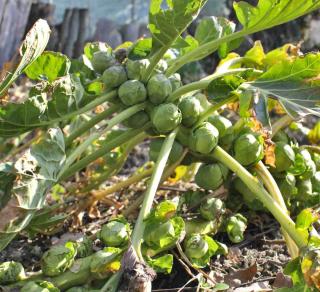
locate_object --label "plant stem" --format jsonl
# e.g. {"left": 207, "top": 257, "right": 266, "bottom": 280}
{"left": 131, "top": 127, "right": 179, "bottom": 259}
{"left": 58, "top": 124, "right": 151, "bottom": 181}
{"left": 168, "top": 68, "right": 255, "bottom": 102}
{"left": 211, "top": 146, "right": 307, "bottom": 248}
{"left": 254, "top": 161, "right": 299, "bottom": 258}
{"left": 142, "top": 46, "right": 169, "bottom": 82}
{"left": 79, "top": 133, "right": 149, "bottom": 194}
{"left": 122, "top": 150, "right": 188, "bottom": 217}
{"left": 65, "top": 103, "right": 121, "bottom": 147}
{"left": 195, "top": 96, "right": 238, "bottom": 127}
{"left": 271, "top": 115, "right": 293, "bottom": 138}
{"left": 58, "top": 103, "right": 146, "bottom": 179}
{"left": 165, "top": 31, "right": 246, "bottom": 76}
{"left": 101, "top": 146, "right": 187, "bottom": 292}
{"left": 92, "top": 167, "right": 154, "bottom": 200}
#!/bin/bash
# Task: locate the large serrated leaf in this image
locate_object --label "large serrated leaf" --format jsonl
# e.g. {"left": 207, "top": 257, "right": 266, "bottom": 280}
{"left": 0, "top": 128, "right": 66, "bottom": 251}
{"left": 149, "top": 0, "right": 207, "bottom": 51}
{"left": 244, "top": 53, "right": 320, "bottom": 118}
{"left": 167, "top": 0, "right": 320, "bottom": 74}
{"left": 0, "top": 19, "right": 51, "bottom": 97}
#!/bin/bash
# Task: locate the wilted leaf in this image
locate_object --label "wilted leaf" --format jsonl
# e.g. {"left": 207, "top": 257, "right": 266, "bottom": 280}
{"left": 0, "top": 19, "right": 51, "bottom": 97}
{"left": 224, "top": 263, "right": 257, "bottom": 287}
{"left": 0, "top": 128, "right": 66, "bottom": 251}
{"left": 308, "top": 121, "right": 320, "bottom": 144}
{"left": 0, "top": 74, "right": 84, "bottom": 137}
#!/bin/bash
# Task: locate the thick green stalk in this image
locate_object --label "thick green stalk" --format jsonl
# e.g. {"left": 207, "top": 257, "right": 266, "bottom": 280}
{"left": 131, "top": 128, "right": 179, "bottom": 258}
{"left": 92, "top": 167, "right": 154, "bottom": 200}
{"left": 58, "top": 124, "right": 151, "bottom": 181}
{"left": 254, "top": 161, "right": 299, "bottom": 258}
{"left": 58, "top": 103, "right": 146, "bottom": 179}
{"left": 51, "top": 257, "right": 92, "bottom": 289}
{"left": 80, "top": 133, "right": 149, "bottom": 194}
{"left": 65, "top": 103, "right": 121, "bottom": 147}
{"left": 166, "top": 31, "right": 246, "bottom": 76}
{"left": 195, "top": 96, "right": 237, "bottom": 127}
{"left": 211, "top": 146, "right": 307, "bottom": 249}
{"left": 142, "top": 46, "right": 169, "bottom": 82}
{"left": 102, "top": 128, "right": 179, "bottom": 292}
{"left": 168, "top": 68, "right": 255, "bottom": 102}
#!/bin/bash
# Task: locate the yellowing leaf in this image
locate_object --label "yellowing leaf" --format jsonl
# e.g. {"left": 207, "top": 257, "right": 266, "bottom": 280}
{"left": 168, "top": 165, "right": 187, "bottom": 183}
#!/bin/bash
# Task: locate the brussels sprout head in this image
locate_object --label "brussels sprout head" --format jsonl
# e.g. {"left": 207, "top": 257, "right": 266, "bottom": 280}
{"left": 0, "top": 261, "right": 25, "bottom": 284}
{"left": 91, "top": 51, "right": 117, "bottom": 73}
{"left": 234, "top": 133, "right": 264, "bottom": 166}
{"left": 100, "top": 220, "right": 129, "bottom": 247}
{"left": 126, "top": 59, "right": 150, "bottom": 80}
{"left": 189, "top": 122, "right": 219, "bottom": 154}
{"left": 118, "top": 80, "right": 147, "bottom": 106}
{"left": 184, "top": 234, "right": 209, "bottom": 259}
{"left": 102, "top": 65, "right": 127, "bottom": 89}
{"left": 151, "top": 103, "right": 182, "bottom": 133}
{"left": 274, "top": 142, "right": 295, "bottom": 172}
{"left": 195, "top": 163, "right": 228, "bottom": 190}
{"left": 200, "top": 197, "right": 226, "bottom": 221}
{"left": 147, "top": 74, "right": 172, "bottom": 105}
{"left": 123, "top": 110, "right": 150, "bottom": 129}
{"left": 178, "top": 96, "right": 202, "bottom": 127}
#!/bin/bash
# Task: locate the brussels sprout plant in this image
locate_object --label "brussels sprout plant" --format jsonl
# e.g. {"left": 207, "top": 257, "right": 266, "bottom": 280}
{"left": 1, "top": 0, "right": 320, "bottom": 291}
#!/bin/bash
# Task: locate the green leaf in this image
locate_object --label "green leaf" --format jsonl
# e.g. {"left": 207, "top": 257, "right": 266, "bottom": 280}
{"left": 0, "top": 74, "right": 84, "bottom": 137}
{"left": 296, "top": 208, "right": 318, "bottom": 231}
{"left": 167, "top": 0, "right": 320, "bottom": 74}
{"left": 0, "top": 19, "right": 51, "bottom": 97}
{"left": 284, "top": 257, "right": 305, "bottom": 286}
{"left": 275, "top": 285, "right": 312, "bottom": 292}
{"left": 244, "top": 53, "right": 320, "bottom": 118}
{"left": 0, "top": 163, "right": 15, "bottom": 209}
{"left": 149, "top": 0, "right": 207, "bottom": 51}
{"left": 207, "top": 75, "right": 244, "bottom": 103}
{"left": 239, "top": 90, "right": 253, "bottom": 118}
{"left": 0, "top": 128, "right": 66, "bottom": 251}
{"left": 234, "top": 0, "right": 320, "bottom": 32}
{"left": 244, "top": 41, "right": 265, "bottom": 66}
{"left": 25, "top": 51, "right": 71, "bottom": 82}
{"left": 154, "top": 200, "right": 177, "bottom": 220}
{"left": 146, "top": 254, "right": 173, "bottom": 274}
{"left": 128, "top": 38, "right": 153, "bottom": 60}
{"left": 253, "top": 93, "right": 271, "bottom": 130}
{"left": 84, "top": 42, "right": 110, "bottom": 60}
{"left": 195, "top": 16, "right": 242, "bottom": 58}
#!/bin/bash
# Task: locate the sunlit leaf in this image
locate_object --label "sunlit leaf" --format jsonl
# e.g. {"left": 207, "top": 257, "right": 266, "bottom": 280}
{"left": 243, "top": 53, "right": 320, "bottom": 118}
{"left": 25, "top": 51, "right": 71, "bottom": 82}
{"left": 149, "top": 0, "right": 207, "bottom": 52}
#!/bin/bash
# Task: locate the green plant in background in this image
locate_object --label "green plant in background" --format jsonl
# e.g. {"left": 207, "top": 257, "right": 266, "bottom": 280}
{"left": 0, "top": 0, "right": 320, "bottom": 291}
